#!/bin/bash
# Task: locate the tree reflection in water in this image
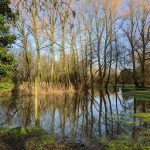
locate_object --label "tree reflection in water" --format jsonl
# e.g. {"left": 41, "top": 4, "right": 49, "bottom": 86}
{"left": 0, "top": 88, "right": 150, "bottom": 144}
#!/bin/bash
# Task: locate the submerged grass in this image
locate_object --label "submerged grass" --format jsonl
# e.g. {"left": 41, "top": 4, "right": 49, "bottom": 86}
{"left": 131, "top": 113, "right": 150, "bottom": 122}
{"left": 99, "top": 127, "right": 150, "bottom": 150}
{"left": 104, "top": 113, "right": 150, "bottom": 149}
{"left": 108, "top": 113, "right": 150, "bottom": 124}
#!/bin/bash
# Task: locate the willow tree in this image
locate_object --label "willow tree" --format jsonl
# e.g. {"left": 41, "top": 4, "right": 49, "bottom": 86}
{"left": 43, "top": 0, "right": 58, "bottom": 83}
{"left": 92, "top": 0, "right": 119, "bottom": 87}
{"left": 68, "top": 28, "right": 78, "bottom": 85}
{"left": 123, "top": 0, "right": 150, "bottom": 88}
{"left": 104, "top": 0, "right": 122, "bottom": 88}
{"left": 16, "top": 0, "right": 33, "bottom": 83}
{"left": 135, "top": 0, "right": 150, "bottom": 87}
{"left": 59, "top": 9, "right": 69, "bottom": 86}
{"left": 58, "top": 0, "right": 77, "bottom": 87}
{"left": 123, "top": 0, "right": 139, "bottom": 87}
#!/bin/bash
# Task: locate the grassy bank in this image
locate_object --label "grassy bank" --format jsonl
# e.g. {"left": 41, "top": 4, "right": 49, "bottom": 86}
{"left": 0, "top": 127, "right": 53, "bottom": 150}
{"left": 0, "top": 127, "right": 89, "bottom": 150}
{"left": 0, "top": 127, "right": 104, "bottom": 150}
{"left": 0, "top": 126, "right": 149, "bottom": 150}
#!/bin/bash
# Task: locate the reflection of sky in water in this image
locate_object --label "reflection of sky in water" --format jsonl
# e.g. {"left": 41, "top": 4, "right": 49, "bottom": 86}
{"left": 0, "top": 89, "right": 150, "bottom": 144}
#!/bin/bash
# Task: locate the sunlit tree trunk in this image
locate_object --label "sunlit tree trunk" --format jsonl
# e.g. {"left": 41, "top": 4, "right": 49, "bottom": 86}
{"left": 34, "top": 79, "right": 40, "bottom": 127}
{"left": 50, "top": 4, "right": 56, "bottom": 84}
{"left": 31, "top": 0, "right": 41, "bottom": 92}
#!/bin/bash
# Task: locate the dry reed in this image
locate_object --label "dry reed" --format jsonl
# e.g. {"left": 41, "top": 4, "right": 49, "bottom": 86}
{"left": 17, "top": 82, "right": 75, "bottom": 96}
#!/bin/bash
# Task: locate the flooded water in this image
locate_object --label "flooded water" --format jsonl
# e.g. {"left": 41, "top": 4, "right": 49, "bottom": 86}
{"left": 0, "top": 88, "right": 150, "bottom": 145}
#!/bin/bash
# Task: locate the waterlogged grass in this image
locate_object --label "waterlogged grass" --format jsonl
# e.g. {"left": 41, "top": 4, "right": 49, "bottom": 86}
{"left": 108, "top": 114, "right": 135, "bottom": 126}
{"left": 131, "top": 113, "right": 150, "bottom": 122}
{"left": 109, "top": 113, "right": 150, "bottom": 123}
{"left": 113, "top": 84, "right": 136, "bottom": 89}
{"left": 104, "top": 139, "right": 149, "bottom": 150}
{"left": 123, "top": 89, "right": 150, "bottom": 100}
{"left": 105, "top": 113, "right": 150, "bottom": 149}
{"left": 99, "top": 131, "right": 150, "bottom": 150}
{"left": 112, "top": 84, "right": 150, "bottom": 89}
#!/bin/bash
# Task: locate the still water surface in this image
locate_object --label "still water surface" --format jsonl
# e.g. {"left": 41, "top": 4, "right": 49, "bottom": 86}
{"left": 0, "top": 88, "right": 150, "bottom": 144}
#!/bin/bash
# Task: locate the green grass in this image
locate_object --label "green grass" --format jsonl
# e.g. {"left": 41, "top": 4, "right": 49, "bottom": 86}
{"left": 0, "top": 82, "right": 14, "bottom": 93}
{"left": 104, "top": 138, "right": 150, "bottom": 150}
{"left": 95, "top": 83, "right": 150, "bottom": 90}
{"left": 112, "top": 84, "right": 135, "bottom": 88}
{"left": 99, "top": 127, "right": 150, "bottom": 150}
{"left": 0, "top": 127, "right": 86, "bottom": 150}
{"left": 95, "top": 84, "right": 137, "bottom": 89}
{"left": 0, "top": 127, "right": 55, "bottom": 150}
{"left": 123, "top": 90, "right": 150, "bottom": 100}
{"left": 103, "top": 113, "right": 150, "bottom": 149}
{"left": 131, "top": 113, "right": 150, "bottom": 122}
{"left": 96, "top": 84, "right": 150, "bottom": 100}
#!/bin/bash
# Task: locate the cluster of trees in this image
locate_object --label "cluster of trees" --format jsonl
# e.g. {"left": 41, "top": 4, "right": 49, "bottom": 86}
{"left": 1, "top": 0, "right": 150, "bottom": 89}
{"left": 0, "top": 0, "right": 16, "bottom": 82}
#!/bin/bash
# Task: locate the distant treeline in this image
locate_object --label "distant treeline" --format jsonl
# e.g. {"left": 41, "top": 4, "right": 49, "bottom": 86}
{"left": 0, "top": 0, "right": 150, "bottom": 90}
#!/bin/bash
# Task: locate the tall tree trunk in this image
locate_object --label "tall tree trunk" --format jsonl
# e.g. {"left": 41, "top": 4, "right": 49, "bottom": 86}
{"left": 31, "top": 0, "right": 41, "bottom": 91}
{"left": 114, "top": 33, "right": 118, "bottom": 89}
{"left": 50, "top": 5, "right": 55, "bottom": 84}
{"left": 141, "top": 15, "right": 146, "bottom": 88}
{"left": 130, "top": 0, "right": 139, "bottom": 88}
